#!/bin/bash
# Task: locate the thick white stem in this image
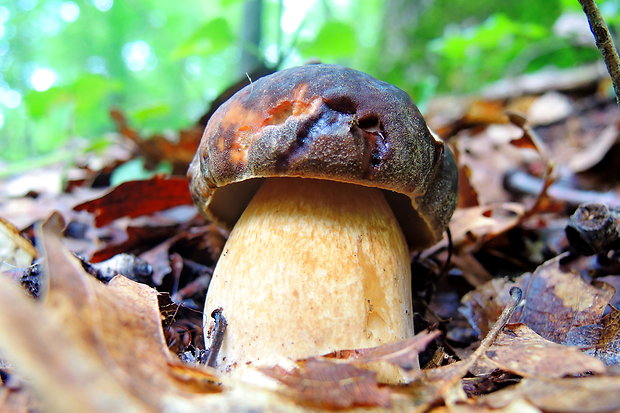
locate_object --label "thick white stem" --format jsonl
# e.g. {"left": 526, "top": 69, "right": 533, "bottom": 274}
{"left": 204, "top": 178, "right": 413, "bottom": 371}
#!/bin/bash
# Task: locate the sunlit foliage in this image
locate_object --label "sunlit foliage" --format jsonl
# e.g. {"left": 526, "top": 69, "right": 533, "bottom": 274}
{"left": 0, "top": 0, "right": 616, "bottom": 164}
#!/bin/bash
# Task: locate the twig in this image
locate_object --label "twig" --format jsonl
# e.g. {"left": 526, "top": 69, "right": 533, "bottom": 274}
{"left": 171, "top": 270, "right": 212, "bottom": 303}
{"left": 504, "top": 169, "right": 620, "bottom": 208}
{"left": 204, "top": 308, "right": 228, "bottom": 368}
{"left": 474, "top": 287, "right": 523, "bottom": 355}
{"left": 579, "top": 0, "right": 620, "bottom": 106}
{"left": 507, "top": 112, "right": 557, "bottom": 218}
{"left": 438, "top": 227, "right": 453, "bottom": 279}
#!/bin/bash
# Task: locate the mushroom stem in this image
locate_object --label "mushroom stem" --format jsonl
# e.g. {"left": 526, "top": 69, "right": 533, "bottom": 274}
{"left": 204, "top": 177, "right": 413, "bottom": 370}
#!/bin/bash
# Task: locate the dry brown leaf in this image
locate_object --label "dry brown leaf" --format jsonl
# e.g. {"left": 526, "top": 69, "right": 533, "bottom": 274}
{"left": 429, "top": 399, "right": 541, "bottom": 413}
{"left": 477, "top": 323, "right": 606, "bottom": 377}
{"left": 454, "top": 124, "right": 525, "bottom": 205}
{"left": 0, "top": 213, "right": 221, "bottom": 413}
{"left": 448, "top": 203, "right": 525, "bottom": 249}
{"left": 449, "top": 253, "right": 494, "bottom": 287}
{"left": 568, "top": 123, "right": 619, "bottom": 173}
{"left": 0, "top": 389, "right": 34, "bottom": 413}
{"left": 0, "top": 368, "right": 40, "bottom": 413}
{"left": 479, "top": 376, "right": 620, "bottom": 413}
{"left": 524, "top": 92, "right": 573, "bottom": 126}
{"left": 461, "top": 100, "right": 510, "bottom": 125}
{"left": 139, "top": 223, "right": 226, "bottom": 284}
{"left": 110, "top": 108, "right": 202, "bottom": 174}
{"left": 564, "top": 305, "right": 620, "bottom": 366}
{"left": 456, "top": 164, "right": 480, "bottom": 209}
{"left": 461, "top": 255, "right": 615, "bottom": 343}
{"left": 260, "top": 359, "right": 392, "bottom": 409}
{"left": 0, "top": 263, "right": 153, "bottom": 412}
{"left": 0, "top": 217, "right": 36, "bottom": 271}
{"left": 483, "top": 63, "right": 608, "bottom": 99}
{"left": 324, "top": 330, "right": 441, "bottom": 372}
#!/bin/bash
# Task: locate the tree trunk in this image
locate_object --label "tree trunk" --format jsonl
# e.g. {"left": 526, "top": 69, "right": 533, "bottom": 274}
{"left": 239, "top": 0, "right": 263, "bottom": 76}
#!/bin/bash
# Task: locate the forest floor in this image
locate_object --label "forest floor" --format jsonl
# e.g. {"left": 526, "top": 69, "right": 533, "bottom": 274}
{"left": 1, "top": 62, "right": 619, "bottom": 412}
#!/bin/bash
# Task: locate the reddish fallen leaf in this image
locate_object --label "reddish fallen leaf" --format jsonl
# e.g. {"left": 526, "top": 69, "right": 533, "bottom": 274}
{"left": 74, "top": 176, "right": 194, "bottom": 227}
{"left": 260, "top": 359, "right": 392, "bottom": 409}
{"left": 461, "top": 255, "right": 615, "bottom": 343}
{"left": 324, "top": 330, "right": 441, "bottom": 372}
{"left": 564, "top": 305, "right": 620, "bottom": 366}
{"left": 477, "top": 323, "right": 606, "bottom": 377}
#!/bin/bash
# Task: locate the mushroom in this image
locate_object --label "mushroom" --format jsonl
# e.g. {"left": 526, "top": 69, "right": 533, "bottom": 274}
{"left": 188, "top": 64, "right": 457, "bottom": 372}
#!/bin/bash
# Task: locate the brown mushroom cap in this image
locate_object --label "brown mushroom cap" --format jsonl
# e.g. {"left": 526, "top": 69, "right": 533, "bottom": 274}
{"left": 188, "top": 64, "right": 457, "bottom": 249}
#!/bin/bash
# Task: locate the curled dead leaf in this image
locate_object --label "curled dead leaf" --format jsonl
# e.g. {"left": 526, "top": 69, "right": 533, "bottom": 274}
{"left": 477, "top": 323, "right": 606, "bottom": 377}
{"left": 461, "top": 255, "right": 615, "bottom": 343}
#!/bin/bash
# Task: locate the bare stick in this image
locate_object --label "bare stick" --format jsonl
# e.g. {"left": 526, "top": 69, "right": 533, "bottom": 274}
{"left": 204, "top": 308, "right": 228, "bottom": 368}
{"left": 579, "top": 0, "right": 620, "bottom": 106}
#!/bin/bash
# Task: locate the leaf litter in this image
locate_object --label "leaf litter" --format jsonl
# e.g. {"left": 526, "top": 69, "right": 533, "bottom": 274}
{"left": 0, "top": 64, "right": 620, "bottom": 412}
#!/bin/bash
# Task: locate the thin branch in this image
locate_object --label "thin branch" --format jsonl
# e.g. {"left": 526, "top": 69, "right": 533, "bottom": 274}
{"left": 204, "top": 308, "right": 228, "bottom": 368}
{"left": 579, "top": 0, "right": 620, "bottom": 106}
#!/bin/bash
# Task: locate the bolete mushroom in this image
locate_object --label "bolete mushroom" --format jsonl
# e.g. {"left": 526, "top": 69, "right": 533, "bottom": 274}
{"left": 188, "top": 64, "right": 457, "bottom": 372}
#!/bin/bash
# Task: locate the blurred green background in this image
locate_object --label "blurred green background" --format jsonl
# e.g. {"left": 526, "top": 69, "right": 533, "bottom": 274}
{"left": 0, "top": 0, "right": 618, "bottom": 168}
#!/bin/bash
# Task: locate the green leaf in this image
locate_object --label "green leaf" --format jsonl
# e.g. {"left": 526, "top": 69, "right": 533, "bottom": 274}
{"left": 23, "top": 74, "right": 119, "bottom": 120}
{"left": 130, "top": 104, "right": 171, "bottom": 123}
{"left": 219, "top": 0, "right": 245, "bottom": 6}
{"left": 172, "top": 18, "right": 235, "bottom": 59}
{"left": 70, "top": 75, "right": 119, "bottom": 107}
{"left": 110, "top": 158, "right": 173, "bottom": 187}
{"left": 23, "top": 87, "right": 72, "bottom": 119}
{"left": 299, "top": 21, "right": 357, "bottom": 59}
